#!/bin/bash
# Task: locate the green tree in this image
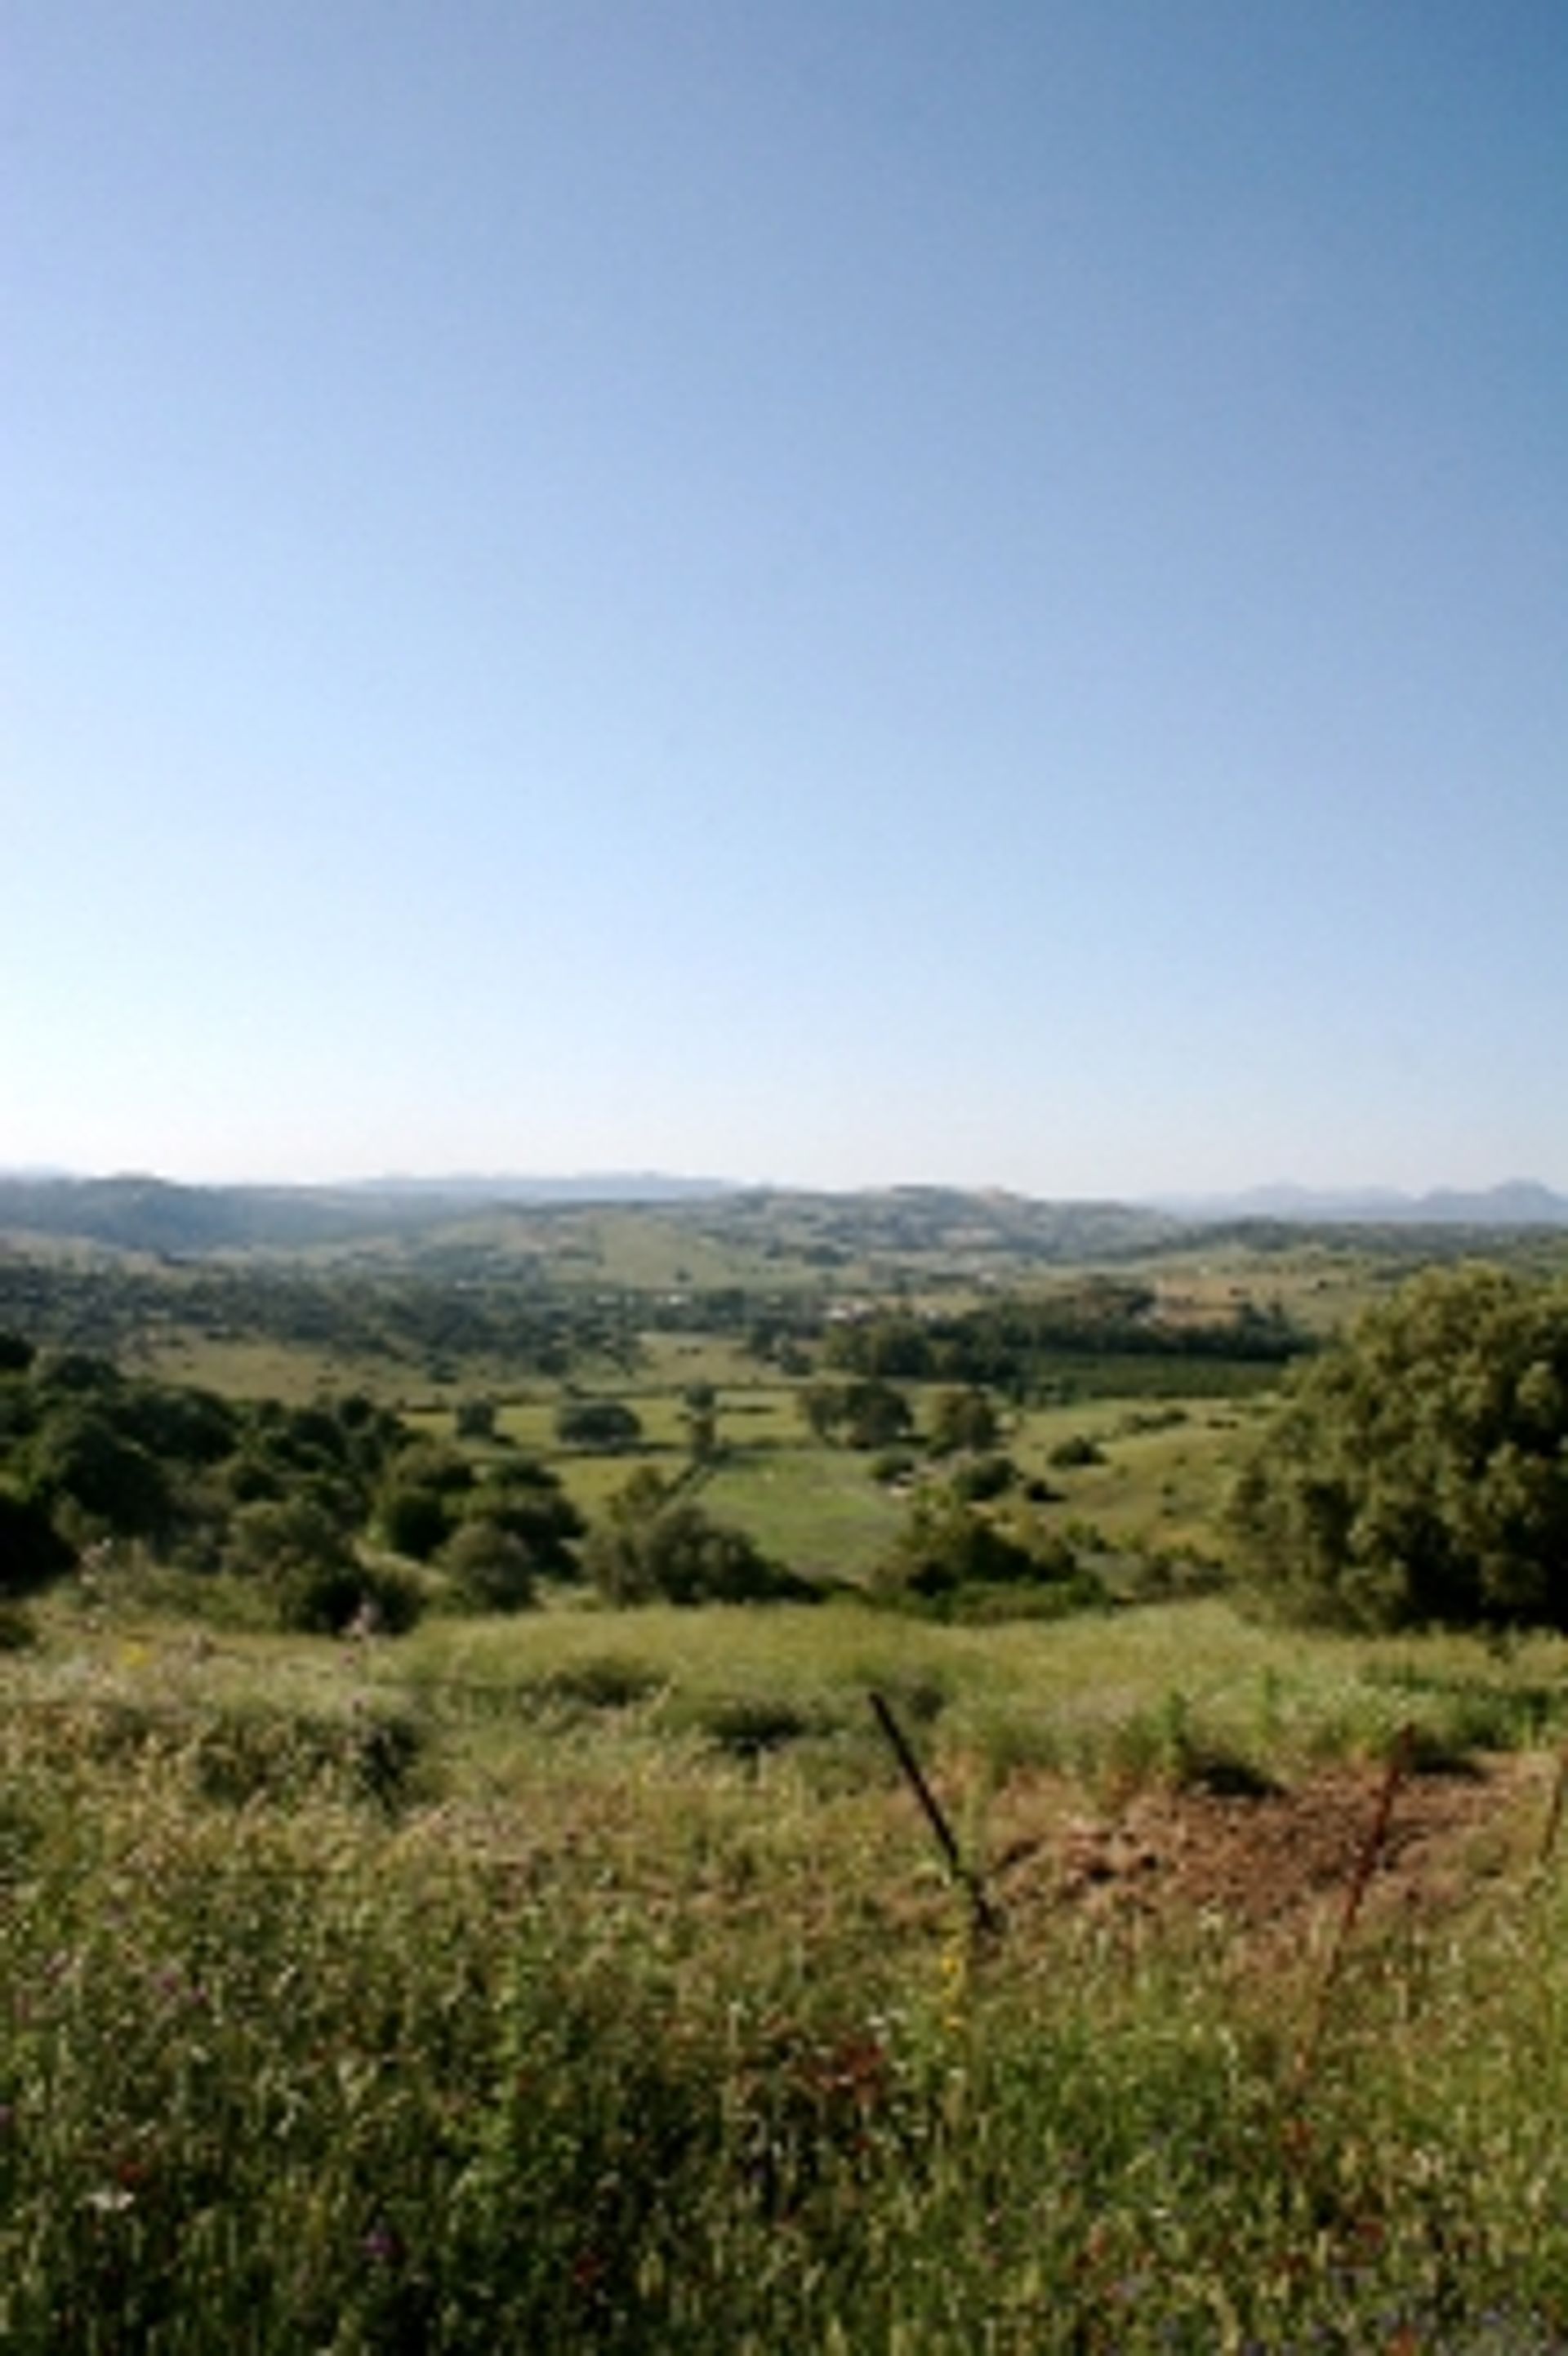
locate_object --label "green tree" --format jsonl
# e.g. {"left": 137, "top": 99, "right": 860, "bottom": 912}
{"left": 461, "top": 1456, "right": 583, "bottom": 1579}
{"left": 555, "top": 1398, "right": 644, "bottom": 1452}
{"left": 440, "top": 1518, "right": 539, "bottom": 1612}
{"left": 927, "top": 1387, "right": 1001, "bottom": 1457}
{"left": 376, "top": 1439, "right": 474, "bottom": 1561}
{"left": 25, "top": 1405, "right": 173, "bottom": 1539}
{"left": 0, "top": 1488, "right": 75, "bottom": 1594}
{"left": 875, "top": 1490, "right": 1049, "bottom": 1603}
{"left": 378, "top": 1482, "right": 455, "bottom": 1562}
{"left": 841, "top": 1379, "right": 914, "bottom": 1451}
{"left": 224, "top": 1494, "right": 355, "bottom": 1586}
{"left": 454, "top": 1395, "right": 497, "bottom": 1442}
{"left": 585, "top": 1468, "right": 805, "bottom": 1606}
{"left": 799, "top": 1378, "right": 912, "bottom": 1450}
{"left": 1228, "top": 1265, "right": 1568, "bottom": 1631}
{"left": 222, "top": 1494, "right": 421, "bottom": 1633}
{"left": 682, "top": 1383, "right": 720, "bottom": 1465}
{"left": 798, "top": 1381, "right": 847, "bottom": 1442}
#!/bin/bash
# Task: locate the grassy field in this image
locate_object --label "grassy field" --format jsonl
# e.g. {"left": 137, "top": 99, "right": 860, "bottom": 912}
{"left": 14, "top": 1223, "right": 1568, "bottom": 2344}
{"left": 407, "top": 1373, "right": 1256, "bottom": 1583}
{"left": 8, "top": 1583, "right": 1568, "bottom": 2348}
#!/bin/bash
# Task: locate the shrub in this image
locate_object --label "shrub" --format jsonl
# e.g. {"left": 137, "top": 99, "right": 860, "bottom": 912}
{"left": 875, "top": 1494, "right": 1049, "bottom": 1604}
{"left": 225, "top": 1494, "right": 352, "bottom": 1583}
{"left": 441, "top": 1518, "right": 538, "bottom": 1612}
{"left": 24, "top": 1404, "right": 174, "bottom": 1539}
{"left": 698, "top": 1694, "right": 816, "bottom": 1758}
{"left": 526, "top": 1655, "right": 663, "bottom": 1711}
{"left": 555, "top": 1397, "right": 644, "bottom": 1451}
{"left": 463, "top": 1458, "right": 583, "bottom": 1577}
{"left": 869, "top": 1447, "right": 919, "bottom": 1485}
{"left": 221, "top": 1497, "right": 421, "bottom": 1634}
{"left": 273, "top": 1554, "right": 425, "bottom": 1637}
{"left": 378, "top": 1481, "right": 457, "bottom": 1562}
{"left": 1229, "top": 1263, "right": 1568, "bottom": 1631}
{"left": 0, "top": 1597, "right": 38, "bottom": 1648}
{"left": 926, "top": 1386, "right": 1001, "bottom": 1456}
{"left": 949, "top": 1452, "right": 1017, "bottom": 1503}
{"left": 454, "top": 1395, "right": 498, "bottom": 1441}
{"left": 0, "top": 1486, "right": 75, "bottom": 1594}
{"left": 586, "top": 1470, "right": 810, "bottom": 1606}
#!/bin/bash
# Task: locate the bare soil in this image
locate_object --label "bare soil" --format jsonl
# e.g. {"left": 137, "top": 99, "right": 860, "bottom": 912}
{"left": 986, "top": 1752, "right": 1552, "bottom": 1952}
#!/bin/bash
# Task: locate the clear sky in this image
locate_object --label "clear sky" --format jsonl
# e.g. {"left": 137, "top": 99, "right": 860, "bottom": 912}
{"left": 6, "top": 2, "right": 1566, "bottom": 1196}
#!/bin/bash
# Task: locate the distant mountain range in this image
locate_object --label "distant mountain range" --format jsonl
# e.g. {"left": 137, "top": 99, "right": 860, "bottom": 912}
{"left": 351, "top": 1172, "right": 737, "bottom": 1205}
{"left": 1149, "top": 1181, "right": 1568, "bottom": 1227}
{"left": 0, "top": 1171, "right": 738, "bottom": 1254}
{"left": 0, "top": 1170, "right": 1564, "bottom": 1258}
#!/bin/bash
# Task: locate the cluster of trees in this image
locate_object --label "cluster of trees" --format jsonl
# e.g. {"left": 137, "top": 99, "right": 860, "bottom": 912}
{"left": 373, "top": 1440, "right": 583, "bottom": 1609}
{"left": 1230, "top": 1266, "right": 1568, "bottom": 1632}
{"left": 0, "top": 1334, "right": 585, "bottom": 1628}
{"left": 871, "top": 1483, "right": 1105, "bottom": 1620}
{"left": 555, "top": 1396, "right": 644, "bottom": 1451}
{"left": 0, "top": 1334, "right": 408, "bottom": 1623}
{"left": 0, "top": 1333, "right": 822, "bottom": 1625}
{"left": 796, "top": 1378, "right": 1010, "bottom": 1466}
{"left": 584, "top": 1467, "right": 812, "bottom": 1606}
{"left": 0, "top": 1259, "right": 641, "bottom": 1383}
{"left": 820, "top": 1286, "right": 1306, "bottom": 1394}
{"left": 797, "top": 1378, "right": 915, "bottom": 1451}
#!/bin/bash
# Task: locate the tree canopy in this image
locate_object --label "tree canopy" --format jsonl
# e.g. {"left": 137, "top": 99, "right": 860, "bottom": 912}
{"left": 1227, "top": 1265, "right": 1568, "bottom": 1631}
{"left": 584, "top": 1468, "right": 808, "bottom": 1606}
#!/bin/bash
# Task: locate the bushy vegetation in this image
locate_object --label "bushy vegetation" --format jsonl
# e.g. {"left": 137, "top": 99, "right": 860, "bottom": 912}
{"left": 11, "top": 1211, "right": 1568, "bottom": 2336}
{"left": 874, "top": 1485, "right": 1106, "bottom": 1619}
{"left": 1231, "top": 1264, "right": 1568, "bottom": 1632}
{"left": 555, "top": 1396, "right": 644, "bottom": 1451}
{"left": 0, "top": 1336, "right": 581, "bottom": 1632}
{"left": 584, "top": 1467, "right": 813, "bottom": 1605}
{"left": 798, "top": 1375, "right": 915, "bottom": 1450}
{"left": 822, "top": 1281, "right": 1308, "bottom": 1389}
{"left": 0, "top": 1252, "right": 640, "bottom": 1382}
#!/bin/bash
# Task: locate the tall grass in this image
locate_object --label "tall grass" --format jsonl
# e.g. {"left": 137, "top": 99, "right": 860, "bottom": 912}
{"left": 7, "top": 1598, "right": 1568, "bottom": 2345}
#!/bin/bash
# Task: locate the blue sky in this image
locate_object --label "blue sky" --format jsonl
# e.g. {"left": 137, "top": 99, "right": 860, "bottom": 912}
{"left": 6, "top": 2, "right": 1566, "bottom": 1195}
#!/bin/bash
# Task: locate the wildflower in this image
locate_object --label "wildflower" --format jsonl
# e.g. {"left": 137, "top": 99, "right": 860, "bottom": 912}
{"left": 362, "top": 2221, "right": 401, "bottom": 2266}
{"left": 84, "top": 2187, "right": 136, "bottom": 2215}
{"left": 572, "top": 2247, "right": 606, "bottom": 2296}
{"left": 938, "top": 1933, "right": 969, "bottom": 2033}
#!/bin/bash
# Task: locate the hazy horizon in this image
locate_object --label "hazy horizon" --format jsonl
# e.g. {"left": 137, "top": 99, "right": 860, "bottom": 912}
{"left": 5, "top": 1162, "right": 1566, "bottom": 1214}
{"left": 8, "top": 5, "right": 1565, "bottom": 1198}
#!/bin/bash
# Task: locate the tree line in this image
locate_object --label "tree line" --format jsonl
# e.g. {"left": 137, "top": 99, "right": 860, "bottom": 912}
{"left": 0, "top": 1258, "right": 640, "bottom": 1380}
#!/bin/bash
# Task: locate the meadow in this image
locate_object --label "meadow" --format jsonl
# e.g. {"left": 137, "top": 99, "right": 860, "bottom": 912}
{"left": 8, "top": 1200, "right": 1568, "bottom": 2346}
{"left": 7, "top": 1583, "right": 1568, "bottom": 2349}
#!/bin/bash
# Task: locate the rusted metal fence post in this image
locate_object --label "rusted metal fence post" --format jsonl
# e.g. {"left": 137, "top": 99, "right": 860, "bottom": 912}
{"left": 1294, "top": 1721, "right": 1414, "bottom": 2095}
{"left": 868, "top": 1689, "right": 1003, "bottom": 1941}
{"left": 1537, "top": 1742, "right": 1568, "bottom": 1872}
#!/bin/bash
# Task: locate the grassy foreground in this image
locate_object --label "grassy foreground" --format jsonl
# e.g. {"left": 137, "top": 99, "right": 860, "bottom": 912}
{"left": 7, "top": 1595, "right": 1568, "bottom": 2349}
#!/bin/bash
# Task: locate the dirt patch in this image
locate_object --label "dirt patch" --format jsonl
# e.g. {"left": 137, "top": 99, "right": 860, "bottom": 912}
{"left": 987, "top": 1752, "right": 1551, "bottom": 1948}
